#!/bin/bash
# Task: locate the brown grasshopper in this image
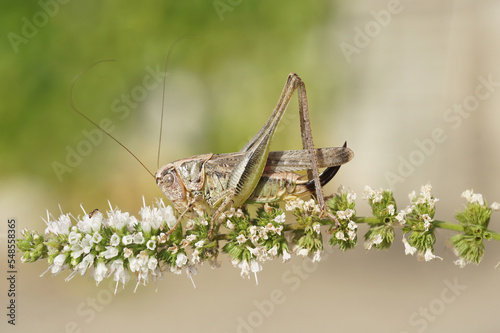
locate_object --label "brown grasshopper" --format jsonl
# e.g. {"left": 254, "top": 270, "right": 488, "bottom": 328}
{"left": 154, "top": 73, "right": 353, "bottom": 235}
{"left": 71, "top": 69, "right": 353, "bottom": 236}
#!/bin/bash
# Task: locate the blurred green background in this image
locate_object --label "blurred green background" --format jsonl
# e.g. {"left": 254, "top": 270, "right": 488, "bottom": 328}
{"left": 1, "top": 1, "right": 500, "bottom": 333}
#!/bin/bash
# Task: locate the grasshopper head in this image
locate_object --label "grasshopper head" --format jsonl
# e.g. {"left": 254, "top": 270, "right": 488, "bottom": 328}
{"left": 155, "top": 163, "right": 188, "bottom": 211}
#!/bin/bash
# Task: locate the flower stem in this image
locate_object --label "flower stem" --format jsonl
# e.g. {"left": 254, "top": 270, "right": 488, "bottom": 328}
{"left": 320, "top": 217, "right": 500, "bottom": 241}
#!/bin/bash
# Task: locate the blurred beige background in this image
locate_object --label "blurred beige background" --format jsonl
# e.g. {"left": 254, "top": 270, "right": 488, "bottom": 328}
{"left": 1, "top": 1, "right": 499, "bottom": 332}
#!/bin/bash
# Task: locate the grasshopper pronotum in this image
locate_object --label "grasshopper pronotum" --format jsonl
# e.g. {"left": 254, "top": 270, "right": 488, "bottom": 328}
{"left": 71, "top": 69, "right": 353, "bottom": 238}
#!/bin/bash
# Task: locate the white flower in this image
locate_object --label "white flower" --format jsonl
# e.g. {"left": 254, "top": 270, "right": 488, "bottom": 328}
{"left": 45, "top": 213, "right": 72, "bottom": 235}
{"left": 186, "top": 234, "right": 196, "bottom": 242}
{"left": 250, "top": 260, "right": 262, "bottom": 285}
{"left": 70, "top": 244, "right": 84, "bottom": 258}
{"left": 146, "top": 239, "right": 157, "bottom": 251}
{"left": 462, "top": 189, "right": 484, "bottom": 205}
{"left": 176, "top": 253, "right": 188, "bottom": 267}
{"left": 274, "top": 213, "right": 286, "bottom": 224}
{"left": 372, "top": 234, "right": 383, "bottom": 245}
{"left": 344, "top": 209, "right": 355, "bottom": 219}
{"left": 249, "top": 226, "right": 258, "bottom": 236}
{"left": 80, "top": 234, "right": 94, "bottom": 254}
{"left": 402, "top": 237, "right": 417, "bottom": 256}
{"left": 312, "top": 250, "right": 321, "bottom": 263}
{"left": 53, "top": 253, "right": 67, "bottom": 268}
{"left": 194, "top": 240, "right": 205, "bottom": 248}
{"left": 68, "top": 231, "right": 81, "bottom": 245}
{"left": 101, "top": 246, "right": 119, "bottom": 259}
{"left": 106, "top": 208, "right": 130, "bottom": 230}
{"left": 363, "top": 186, "right": 384, "bottom": 203}
{"left": 364, "top": 240, "right": 374, "bottom": 250}
{"left": 148, "top": 257, "right": 158, "bottom": 271}
{"left": 362, "top": 185, "right": 374, "bottom": 200}
{"left": 285, "top": 198, "right": 304, "bottom": 211}
{"left": 180, "top": 239, "right": 190, "bottom": 248}
{"left": 347, "top": 192, "right": 357, "bottom": 204}
{"left": 224, "top": 208, "right": 236, "bottom": 218}
{"left": 454, "top": 258, "right": 467, "bottom": 268}
{"left": 168, "top": 244, "right": 179, "bottom": 254}
{"left": 268, "top": 245, "right": 278, "bottom": 257}
{"left": 395, "top": 210, "right": 407, "bottom": 225}
{"left": 347, "top": 229, "right": 356, "bottom": 241}
{"left": 133, "top": 232, "right": 145, "bottom": 244}
{"left": 185, "top": 219, "right": 196, "bottom": 230}
{"left": 186, "top": 265, "right": 198, "bottom": 289}
{"left": 249, "top": 235, "right": 260, "bottom": 246}
{"left": 123, "top": 247, "right": 133, "bottom": 258}
{"left": 336, "top": 210, "right": 346, "bottom": 220}
{"left": 282, "top": 250, "right": 292, "bottom": 262}
{"left": 191, "top": 249, "right": 201, "bottom": 264}
{"left": 461, "top": 189, "right": 473, "bottom": 201}
{"left": 247, "top": 246, "right": 268, "bottom": 261}
{"left": 110, "top": 233, "right": 120, "bottom": 247}
{"left": 127, "top": 216, "right": 138, "bottom": 232}
{"left": 335, "top": 230, "right": 346, "bottom": 241}
{"left": 109, "top": 259, "right": 129, "bottom": 294}
{"left": 238, "top": 260, "right": 250, "bottom": 279}
{"left": 225, "top": 220, "right": 235, "bottom": 230}
{"left": 387, "top": 204, "right": 395, "bottom": 216}
{"left": 139, "top": 205, "right": 160, "bottom": 232}
{"left": 258, "top": 228, "right": 269, "bottom": 240}
{"left": 422, "top": 214, "right": 433, "bottom": 231}
{"left": 93, "top": 261, "right": 108, "bottom": 285}
{"left": 420, "top": 184, "right": 432, "bottom": 200}
{"left": 347, "top": 221, "right": 357, "bottom": 230}
{"left": 128, "top": 257, "right": 140, "bottom": 272}
{"left": 313, "top": 223, "right": 321, "bottom": 234}
{"left": 122, "top": 235, "right": 133, "bottom": 245}
{"left": 77, "top": 211, "right": 103, "bottom": 234}
{"left": 296, "top": 247, "right": 309, "bottom": 257}
{"left": 420, "top": 248, "right": 442, "bottom": 262}
{"left": 92, "top": 232, "right": 102, "bottom": 244}
{"left": 75, "top": 253, "right": 94, "bottom": 276}
{"left": 491, "top": 202, "right": 500, "bottom": 211}
{"left": 471, "top": 193, "right": 484, "bottom": 206}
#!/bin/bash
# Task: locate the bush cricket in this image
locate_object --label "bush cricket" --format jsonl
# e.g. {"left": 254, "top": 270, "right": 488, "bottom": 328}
{"left": 71, "top": 68, "right": 353, "bottom": 239}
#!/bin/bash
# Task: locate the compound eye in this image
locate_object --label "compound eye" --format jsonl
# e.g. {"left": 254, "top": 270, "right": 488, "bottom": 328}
{"left": 164, "top": 173, "right": 174, "bottom": 187}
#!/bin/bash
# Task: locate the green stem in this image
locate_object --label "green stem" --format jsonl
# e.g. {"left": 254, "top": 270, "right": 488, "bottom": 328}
{"left": 341, "top": 217, "right": 500, "bottom": 241}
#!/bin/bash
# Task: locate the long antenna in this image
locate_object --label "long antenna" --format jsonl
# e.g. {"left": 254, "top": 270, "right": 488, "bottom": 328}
{"left": 69, "top": 60, "right": 155, "bottom": 178}
{"left": 157, "top": 35, "right": 199, "bottom": 169}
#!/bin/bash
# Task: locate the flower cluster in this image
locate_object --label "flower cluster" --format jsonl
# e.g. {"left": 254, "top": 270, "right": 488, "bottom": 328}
{"left": 18, "top": 199, "right": 194, "bottom": 293}
{"left": 400, "top": 184, "right": 441, "bottom": 261}
{"left": 222, "top": 204, "right": 290, "bottom": 284}
{"left": 328, "top": 185, "right": 358, "bottom": 251}
{"left": 362, "top": 186, "right": 397, "bottom": 250}
{"left": 17, "top": 184, "right": 500, "bottom": 292}
{"left": 451, "top": 189, "right": 497, "bottom": 266}
{"left": 286, "top": 199, "right": 324, "bottom": 263}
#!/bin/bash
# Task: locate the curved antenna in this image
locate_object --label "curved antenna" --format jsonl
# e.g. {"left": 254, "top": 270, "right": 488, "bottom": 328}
{"left": 157, "top": 34, "right": 199, "bottom": 169}
{"left": 69, "top": 60, "right": 155, "bottom": 178}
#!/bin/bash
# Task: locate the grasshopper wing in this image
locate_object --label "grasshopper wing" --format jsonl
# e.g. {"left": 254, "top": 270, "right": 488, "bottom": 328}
{"left": 207, "top": 143, "right": 353, "bottom": 173}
